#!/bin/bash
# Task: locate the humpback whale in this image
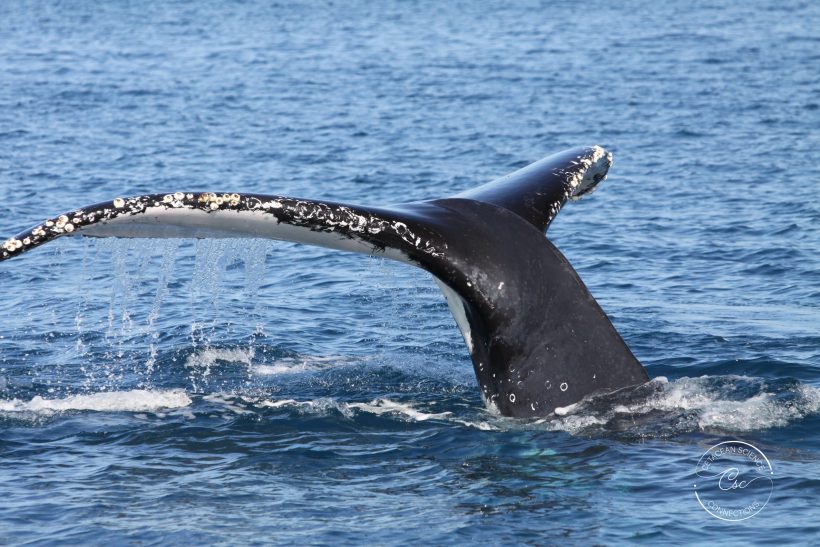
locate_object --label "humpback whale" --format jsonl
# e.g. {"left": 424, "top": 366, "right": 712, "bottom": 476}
{"left": 1, "top": 146, "right": 649, "bottom": 418}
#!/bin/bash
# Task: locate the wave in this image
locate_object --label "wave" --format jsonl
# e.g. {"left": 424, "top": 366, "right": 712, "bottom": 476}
{"left": 245, "top": 375, "right": 820, "bottom": 437}
{"left": 2, "top": 375, "right": 817, "bottom": 439}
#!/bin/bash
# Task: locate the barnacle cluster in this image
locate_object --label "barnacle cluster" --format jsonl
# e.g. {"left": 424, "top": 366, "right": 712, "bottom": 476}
{"left": 2, "top": 238, "right": 22, "bottom": 252}
{"left": 197, "top": 192, "right": 242, "bottom": 210}
{"left": 54, "top": 214, "right": 74, "bottom": 233}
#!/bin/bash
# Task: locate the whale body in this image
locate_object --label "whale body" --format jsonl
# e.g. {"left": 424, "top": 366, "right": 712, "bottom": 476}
{"left": 1, "top": 146, "right": 649, "bottom": 417}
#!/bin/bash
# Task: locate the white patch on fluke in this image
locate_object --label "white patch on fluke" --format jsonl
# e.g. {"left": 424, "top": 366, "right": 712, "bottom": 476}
{"left": 434, "top": 277, "right": 474, "bottom": 354}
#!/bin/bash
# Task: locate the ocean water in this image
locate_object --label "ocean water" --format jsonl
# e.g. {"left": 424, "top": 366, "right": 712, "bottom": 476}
{"left": 0, "top": 0, "right": 818, "bottom": 544}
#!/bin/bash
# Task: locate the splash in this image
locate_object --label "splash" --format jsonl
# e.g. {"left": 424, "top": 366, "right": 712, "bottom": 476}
{"left": 252, "top": 355, "right": 351, "bottom": 375}
{"left": 33, "top": 238, "right": 279, "bottom": 393}
{"left": 185, "top": 346, "right": 257, "bottom": 370}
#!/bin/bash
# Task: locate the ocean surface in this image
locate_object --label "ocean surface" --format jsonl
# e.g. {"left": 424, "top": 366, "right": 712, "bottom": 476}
{"left": 1, "top": 0, "right": 818, "bottom": 544}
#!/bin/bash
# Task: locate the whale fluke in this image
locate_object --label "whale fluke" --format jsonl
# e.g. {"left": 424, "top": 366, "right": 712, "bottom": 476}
{"left": 1, "top": 146, "right": 649, "bottom": 418}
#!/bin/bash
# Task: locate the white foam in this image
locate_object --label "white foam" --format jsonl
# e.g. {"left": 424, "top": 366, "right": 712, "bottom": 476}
{"left": 202, "top": 393, "right": 253, "bottom": 414}
{"left": 450, "top": 418, "right": 498, "bottom": 431}
{"left": 628, "top": 376, "right": 820, "bottom": 431}
{"left": 253, "top": 364, "right": 308, "bottom": 375}
{"left": 260, "top": 398, "right": 300, "bottom": 408}
{"left": 696, "top": 384, "right": 820, "bottom": 431}
{"left": 546, "top": 376, "right": 820, "bottom": 434}
{"left": 545, "top": 413, "right": 608, "bottom": 435}
{"left": 0, "top": 389, "right": 191, "bottom": 414}
{"left": 259, "top": 397, "right": 346, "bottom": 416}
{"left": 553, "top": 402, "right": 580, "bottom": 416}
{"left": 257, "top": 397, "right": 451, "bottom": 422}
{"left": 240, "top": 379, "right": 820, "bottom": 434}
{"left": 347, "top": 399, "right": 452, "bottom": 421}
{"left": 252, "top": 355, "right": 344, "bottom": 376}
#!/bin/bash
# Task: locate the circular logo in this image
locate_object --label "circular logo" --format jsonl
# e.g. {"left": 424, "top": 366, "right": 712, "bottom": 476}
{"left": 694, "top": 440, "right": 773, "bottom": 521}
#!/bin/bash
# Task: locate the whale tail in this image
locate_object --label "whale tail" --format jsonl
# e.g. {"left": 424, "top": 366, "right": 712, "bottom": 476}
{"left": 1, "top": 146, "right": 648, "bottom": 417}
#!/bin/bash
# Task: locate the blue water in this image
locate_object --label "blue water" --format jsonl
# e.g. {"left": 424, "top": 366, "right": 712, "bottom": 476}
{"left": 1, "top": 0, "right": 818, "bottom": 544}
